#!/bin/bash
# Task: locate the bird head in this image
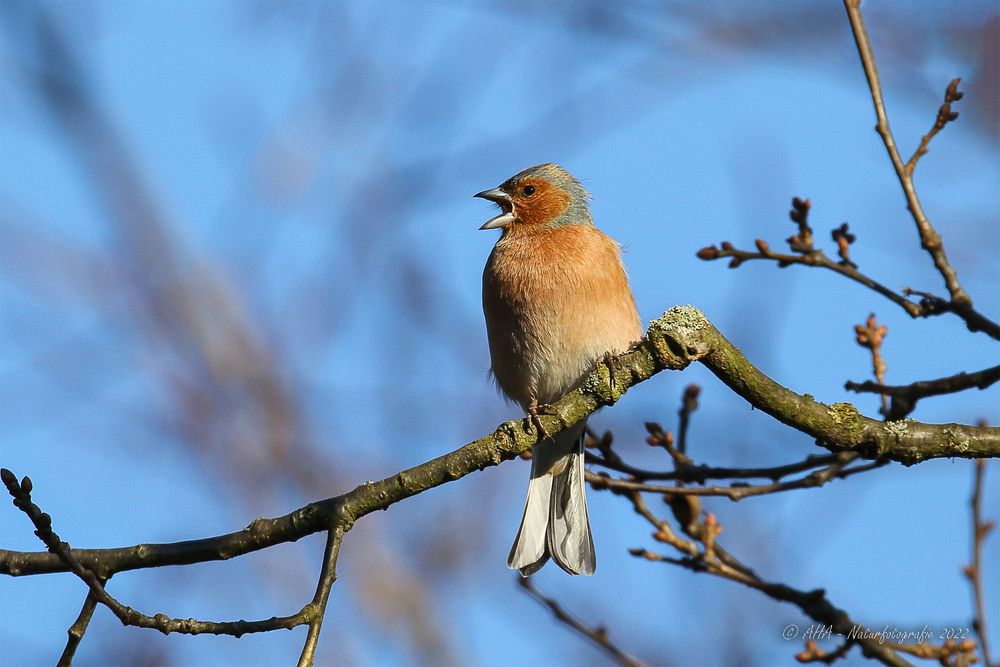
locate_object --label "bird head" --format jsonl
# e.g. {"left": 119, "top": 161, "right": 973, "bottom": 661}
{"left": 475, "top": 163, "right": 594, "bottom": 231}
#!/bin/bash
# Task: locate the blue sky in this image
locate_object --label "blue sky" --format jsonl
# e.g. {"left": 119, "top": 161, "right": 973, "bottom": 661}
{"left": 2, "top": 2, "right": 998, "bottom": 666}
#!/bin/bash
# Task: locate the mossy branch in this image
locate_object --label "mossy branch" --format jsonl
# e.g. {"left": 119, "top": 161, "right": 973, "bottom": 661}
{"left": 2, "top": 306, "right": 996, "bottom": 579}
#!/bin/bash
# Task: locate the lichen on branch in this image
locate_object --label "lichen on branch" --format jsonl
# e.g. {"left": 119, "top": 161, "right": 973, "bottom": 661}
{"left": 3, "top": 306, "right": 996, "bottom": 580}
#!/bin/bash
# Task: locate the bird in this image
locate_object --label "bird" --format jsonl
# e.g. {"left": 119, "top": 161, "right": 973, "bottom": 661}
{"left": 476, "top": 163, "right": 643, "bottom": 576}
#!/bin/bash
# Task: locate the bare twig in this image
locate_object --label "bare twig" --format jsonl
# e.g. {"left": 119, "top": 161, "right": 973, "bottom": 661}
{"left": 626, "top": 490, "right": 984, "bottom": 666}
{"left": 905, "top": 78, "right": 964, "bottom": 176}
{"left": 843, "top": 0, "right": 977, "bottom": 315}
{"left": 697, "top": 231, "right": 921, "bottom": 320}
{"left": 57, "top": 589, "right": 101, "bottom": 667}
{"left": 297, "top": 528, "right": 344, "bottom": 667}
{"left": 587, "top": 455, "right": 886, "bottom": 502}
{"left": 626, "top": 513, "right": 910, "bottom": 666}
{"left": 0, "top": 469, "right": 339, "bottom": 640}
{"left": 886, "top": 638, "right": 977, "bottom": 665}
{"left": 587, "top": 449, "right": 853, "bottom": 484}
{"left": 831, "top": 223, "right": 857, "bottom": 267}
{"left": 854, "top": 314, "right": 889, "bottom": 416}
{"left": 677, "top": 384, "right": 700, "bottom": 456}
{"left": 965, "top": 459, "right": 995, "bottom": 667}
{"left": 517, "top": 577, "right": 646, "bottom": 667}
{"left": 700, "top": 9, "right": 1000, "bottom": 341}
{"left": 796, "top": 639, "right": 853, "bottom": 664}
{"left": 902, "top": 288, "right": 1000, "bottom": 340}
{"left": 846, "top": 364, "right": 1000, "bottom": 420}
{"left": 643, "top": 421, "right": 691, "bottom": 470}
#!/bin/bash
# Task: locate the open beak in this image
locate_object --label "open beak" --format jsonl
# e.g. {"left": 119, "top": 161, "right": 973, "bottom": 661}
{"left": 474, "top": 187, "right": 515, "bottom": 230}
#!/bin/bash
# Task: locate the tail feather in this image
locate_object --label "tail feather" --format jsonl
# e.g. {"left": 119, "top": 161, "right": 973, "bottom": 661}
{"left": 506, "top": 470, "right": 552, "bottom": 575}
{"left": 507, "top": 422, "right": 595, "bottom": 576}
{"left": 547, "top": 435, "right": 595, "bottom": 575}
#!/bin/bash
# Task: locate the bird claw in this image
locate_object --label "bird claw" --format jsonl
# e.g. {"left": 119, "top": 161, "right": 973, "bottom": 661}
{"left": 527, "top": 402, "right": 557, "bottom": 440}
{"left": 603, "top": 351, "right": 623, "bottom": 394}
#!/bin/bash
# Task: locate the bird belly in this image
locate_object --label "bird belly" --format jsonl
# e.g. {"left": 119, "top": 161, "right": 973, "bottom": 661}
{"left": 483, "top": 236, "right": 641, "bottom": 409}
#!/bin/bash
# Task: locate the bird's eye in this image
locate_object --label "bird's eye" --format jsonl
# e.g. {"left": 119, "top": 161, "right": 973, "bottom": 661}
{"left": 522, "top": 185, "right": 536, "bottom": 196}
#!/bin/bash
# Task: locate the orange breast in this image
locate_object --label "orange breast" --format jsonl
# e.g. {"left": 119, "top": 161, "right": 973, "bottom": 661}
{"left": 482, "top": 224, "right": 642, "bottom": 408}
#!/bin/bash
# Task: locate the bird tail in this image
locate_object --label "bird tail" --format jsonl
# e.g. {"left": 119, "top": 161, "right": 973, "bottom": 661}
{"left": 507, "top": 422, "right": 595, "bottom": 576}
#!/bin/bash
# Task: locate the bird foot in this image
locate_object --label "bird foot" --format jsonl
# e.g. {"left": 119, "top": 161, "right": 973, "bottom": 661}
{"left": 603, "top": 351, "right": 623, "bottom": 394}
{"left": 526, "top": 402, "right": 558, "bottom": 440}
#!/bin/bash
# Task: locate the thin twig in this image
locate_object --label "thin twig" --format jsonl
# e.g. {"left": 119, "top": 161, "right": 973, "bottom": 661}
{"left": 677, "top": 384, "right": 700, "bottom": 456}
{"left": 0, "top": 469, "right": 335, "bottom": 639}
{"left": 905, "top": 78, "right": 964, "bottom": 176}
{"left": 700, "top": 5, "right": 999, "bottom": 340}
{"left": 626, "top": 496, "right": 924, "bottom": 666}
{"left": 842, "top": 0, "right": 972, "bottom": 310}
{"left": 297, "top": 528, "right": 345, "bottom": 667}
{"left": 796, "top": 639, "right": 853, "bottom": 664}
{"left": 517, "top": 577, "right": 646, "bottom": 667}
{"left": 586, "top": 449, "right": 853, "bottom": 484}
{"left": 57, "top": 589, "right": 101, "bottom": 667}
{"left": 901, "top": 288, "right": 1000, "bottom": 341}
{"left": 587, "top": 456, "right": 885, "bottom": 502}
{"left": 698, "top": 238, "right": 923, "bottom": 319}
{"left": 846, "top": 364, "right": 1000, "bottom": 420}
{"left": 854, "top": 314, "right": 890, "bottom": 416}
{"left": 966, "top": 459, "right": 995, "bottom": 667}
{"left": 885, "top": 638, "right": 977, "bottom": 664}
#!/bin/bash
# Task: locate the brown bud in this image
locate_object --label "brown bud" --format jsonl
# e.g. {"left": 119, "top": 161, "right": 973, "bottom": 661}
{"left": 946, "top": 78, "right": 963, "bottom": 102}
{"left": 754, "top": 239, "right": 770, "bottom": 253}
{"left": 696, "top": 246, "right": 720, "bottom": 260}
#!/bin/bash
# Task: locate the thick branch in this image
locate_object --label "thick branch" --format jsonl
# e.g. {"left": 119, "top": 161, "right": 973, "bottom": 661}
{"left": 3, "top": 307, "right": 997, "bottom": 579}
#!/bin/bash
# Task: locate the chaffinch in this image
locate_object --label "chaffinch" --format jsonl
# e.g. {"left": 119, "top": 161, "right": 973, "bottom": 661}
{"left": 476, "top": 163, "right": 642, "bottom": 576}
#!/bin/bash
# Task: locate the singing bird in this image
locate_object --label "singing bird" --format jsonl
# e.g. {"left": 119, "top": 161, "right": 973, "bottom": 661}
{"left": 476, "top": 163, "right": 642, "bottom": 576}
